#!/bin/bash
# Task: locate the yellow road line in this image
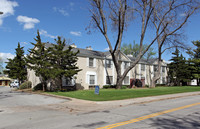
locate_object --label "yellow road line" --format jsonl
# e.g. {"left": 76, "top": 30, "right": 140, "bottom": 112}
{"left": 96, "top": 102, "right": 200, "bottom": 129}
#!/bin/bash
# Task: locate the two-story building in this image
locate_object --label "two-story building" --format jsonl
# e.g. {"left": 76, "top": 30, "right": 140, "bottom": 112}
{"left": 27, "top": 43, "right": 168, "bottom": 89}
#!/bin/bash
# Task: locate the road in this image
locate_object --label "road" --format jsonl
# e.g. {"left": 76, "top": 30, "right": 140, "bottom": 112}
{"left": 0, "top": 86, "right": 200, "bottom": 129}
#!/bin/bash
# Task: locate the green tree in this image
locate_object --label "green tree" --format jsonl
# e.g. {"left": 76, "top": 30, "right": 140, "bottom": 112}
{"left": 0, "top": 57, "right": 3, "bottom": 74}
{"left": 121, "top": 41, "right": 156, "bottom": 59}
{"left": 4, "top": 43, "right": 27, "bottom": 85}
{"left": 187, "top": 40, "right": 200, "bottom": 86}
{"left": 26, "top": 30, "right": 52, "bottom": 91}
{"left": 49, "top": 36, "right": 81, "bottom": 91}
{"left": 168, "top": 48, "right": 191, "bottom": 86}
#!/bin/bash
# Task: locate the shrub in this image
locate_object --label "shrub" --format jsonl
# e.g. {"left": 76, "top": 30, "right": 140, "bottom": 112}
{"left": 103, "top": 85, "right": 111, "bottom": 89}
{"left": 156, "top": 84, "right": 166, "bottom": 87}
{"left": 19, "top": 81, "right": 32, "bottom": 89}
{"left": 121, "top": 85, "right": 127, "bottom": 89}
{"left": 123, "top": 85, "right": 130, "bottom": 88}
{"left": 33, "top": 83, "right": 43, "bottom": 91}
{"left": 103, "top": 85, "right": 116, "bottom": 89}
{"left": 135, "top": 79, "right": 142, "bottom": 87}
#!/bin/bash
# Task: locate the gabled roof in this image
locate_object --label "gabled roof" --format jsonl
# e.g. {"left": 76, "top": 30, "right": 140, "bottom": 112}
{"left": 44, "top": 43, "right": 167, "bottom": 65}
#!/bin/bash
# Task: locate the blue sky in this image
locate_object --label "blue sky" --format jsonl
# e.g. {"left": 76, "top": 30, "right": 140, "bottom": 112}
{"left": 0, "top": 0, "right": 200, "bottom": 64}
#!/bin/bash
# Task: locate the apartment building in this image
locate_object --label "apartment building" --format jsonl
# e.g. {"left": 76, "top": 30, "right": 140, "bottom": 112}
{"left": 27, "top": 43, "right": 168, "bottom": 89}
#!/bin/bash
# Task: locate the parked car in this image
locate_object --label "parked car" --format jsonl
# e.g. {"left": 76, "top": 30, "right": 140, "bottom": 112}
{"left": 10, "top": 80, "right": 19, "bottom": 88}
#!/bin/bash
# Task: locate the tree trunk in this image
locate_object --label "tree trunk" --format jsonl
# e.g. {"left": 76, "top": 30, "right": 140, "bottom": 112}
{"left": 197, "top": 78, "right": 200, "bottom": 86}
{"left": 42, "top": 83, "right": 45, "bottom": 92}
{"left": 148, "top": 65, "right": 152, "bottom": 88}
{"left": 116, "top": 77, "right": 123, "bottom": 89}
{"left": 59, "top": 77, "right": 63, "bottom": 91}
{"left": 151, "top": 75, "right": 160, "bottom": 88}
{"left": 150, "top": 59, "right": 161, "bottom": 88}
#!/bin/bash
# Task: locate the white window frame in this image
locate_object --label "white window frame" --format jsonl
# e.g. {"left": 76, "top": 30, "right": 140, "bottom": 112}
{"left": 141, "top": 64, "right": 145, "bottom": 71}
{"left": 106, "top": 76, "right": 113, "bottom": 84}
{"left": 86, "top": 71, "right": 97, "bottom": 85}
{"left": 62, "top": 76, "right": 75, "bottom": 86}
{"left": 123, "top": 76, "right": 129, "bottom": 85}
{"left": 124, "top": 62, "right": 129, "bottom": 69}
{"left": 162, "top": 66, "right": 165, "bottom": 73}
{"left": 87, "top": 57, "right": 96, "bottom": 67}
{"left": 106, "top": 59, "right": 112, "bottom": 68}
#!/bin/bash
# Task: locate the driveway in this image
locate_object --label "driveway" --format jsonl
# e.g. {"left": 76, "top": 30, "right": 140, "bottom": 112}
{"left": 0, "top": 86, "right": 67, "bottom": 114}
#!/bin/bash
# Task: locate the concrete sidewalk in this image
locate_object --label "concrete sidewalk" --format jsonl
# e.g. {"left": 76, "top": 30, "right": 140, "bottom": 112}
{"left": 37, "top": 91, "right": 200, "bottom": 114}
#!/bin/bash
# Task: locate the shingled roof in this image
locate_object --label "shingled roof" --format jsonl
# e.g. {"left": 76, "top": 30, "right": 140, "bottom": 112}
{"left": 44, "top": 43, "right": 160, "bottom": 64}
{"left": 44, "top": 43, "right": 105, "bottom": 59}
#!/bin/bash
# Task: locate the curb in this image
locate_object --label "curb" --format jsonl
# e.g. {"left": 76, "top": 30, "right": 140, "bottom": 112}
{"left": 18, "top": 89, "right": 200, "bottom": 107}
{"left": 95, "top": 92, "right": 200, "bottom": 107}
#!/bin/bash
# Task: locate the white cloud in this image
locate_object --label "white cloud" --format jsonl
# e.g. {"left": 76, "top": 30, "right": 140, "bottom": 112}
{"left": 104, "top": 47, "right": 110, "bottom": 51}
{"left": 70, "top": 31, "right": 81, "bottom": 36}
{"left": 0, "top": 0, "right": 18, "bottom": 26}
{"left": 39, "top": 29, "right": 57, "bottom": 39}
{"left": 53, "top": 7, "right": 69, "bottom": 16}
{"left": 0, "top": 53, "right": 15, "bottom": 62}
{"left": 20, "top": 42, "right": 28, "bottom": 47}
{"left": 164, "top": 60, "right": 171, "bottom": 64}
{"left": 16, "top": 15, "right": 40, "bottom": 30}
{"left": 180, "top": 13, "right": 187, "bottom": 17}
{"left": 20, "top": 42, "right": 27, "bottom": 45}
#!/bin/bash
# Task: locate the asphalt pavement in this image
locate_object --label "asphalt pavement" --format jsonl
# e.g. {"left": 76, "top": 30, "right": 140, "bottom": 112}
{"left": 0, "top": 86, "right": 200, "bottom": 129}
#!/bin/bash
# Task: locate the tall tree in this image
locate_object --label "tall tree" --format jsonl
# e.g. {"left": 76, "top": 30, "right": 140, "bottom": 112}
{"left": 168, "top": 48, "right": 191, "bottom": 86}
{"left": 4, "top": 43, "right": 27, "bottom": 85}
{"left": 89, "top": 0, "right": 200, "bottom": 88}
{"left": 121, "top": 41, "right": 156, "bottom": 59}
{"left": 49, "top": 36, "right": 81, "bottom": 91}
{"left": 150, "top": 0, "right": 200, "bottom": 87}
{"left": 26, "top": 30, "right": 52, "bottom": 91}
{"left": 187, "top": 40, "right": 200, "bottom": 86}
{"left": 0, "top": 57, "right": 3, "bottom": 74}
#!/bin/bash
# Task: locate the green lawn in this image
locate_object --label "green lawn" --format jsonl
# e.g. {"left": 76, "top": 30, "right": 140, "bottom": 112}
{"left": 46, "top": 86, "right": 200, "bottom": 101}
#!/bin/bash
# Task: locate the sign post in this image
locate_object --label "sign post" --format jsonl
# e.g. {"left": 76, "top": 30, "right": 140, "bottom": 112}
{"left": 95, "top": 85, "right": 99, "bottom": 95}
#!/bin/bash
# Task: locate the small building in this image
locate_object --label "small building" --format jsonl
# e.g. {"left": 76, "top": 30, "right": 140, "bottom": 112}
{"left": 0, "top": 75, "right": 12, "bottom": 86}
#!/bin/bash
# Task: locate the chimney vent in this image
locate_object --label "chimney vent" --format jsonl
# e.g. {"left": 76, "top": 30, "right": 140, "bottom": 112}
{"left": 86, "top": 46, "right": 92, "bottom": 50}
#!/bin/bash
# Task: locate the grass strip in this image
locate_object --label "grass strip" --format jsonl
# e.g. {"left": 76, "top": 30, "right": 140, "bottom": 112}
{"left": 46, "top": 86, "right": 200, "bottom": 101}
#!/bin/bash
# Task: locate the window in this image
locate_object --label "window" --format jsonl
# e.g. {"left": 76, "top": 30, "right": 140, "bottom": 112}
{"left": 124, "top": 62, "right": 129, "bottom": 69}
{"left": 106, "top": 76, "right": 113, "bottom": 84}
{"left": 162, "top": 66, "right": 165, "bottom": 73}
{"left": 124, "top": 76, "right": 129, "bottom": 84}
{"left": 87, "top": 72, "right": 97, "bottom": 85}
{"left": 141, "top": 64, "right": 145, "bottom": 71}
{"left": 62, "top": 77, "right": 75, "bottom": 86}
{"left": 154, "top": 65, "right": 158, "bottom": 72}
{"left": 89, "top": 58, "right": 94, "bottom": 67}
{"left": 66, "top": 78, "right": 75, "bottom": 86}
{"left": 106, "top": 59, "right": 112, "bottom": 68}
{"left": 89, "top": 75, "right": 95, "bottom": 85}
{"left": 162, "top": 77, "right": 166, "bottom": 84}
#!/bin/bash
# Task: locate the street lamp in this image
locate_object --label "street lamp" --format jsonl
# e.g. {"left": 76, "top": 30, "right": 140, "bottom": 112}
{"left": 0, "top": 12, "right": 3, "bottom": 15}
